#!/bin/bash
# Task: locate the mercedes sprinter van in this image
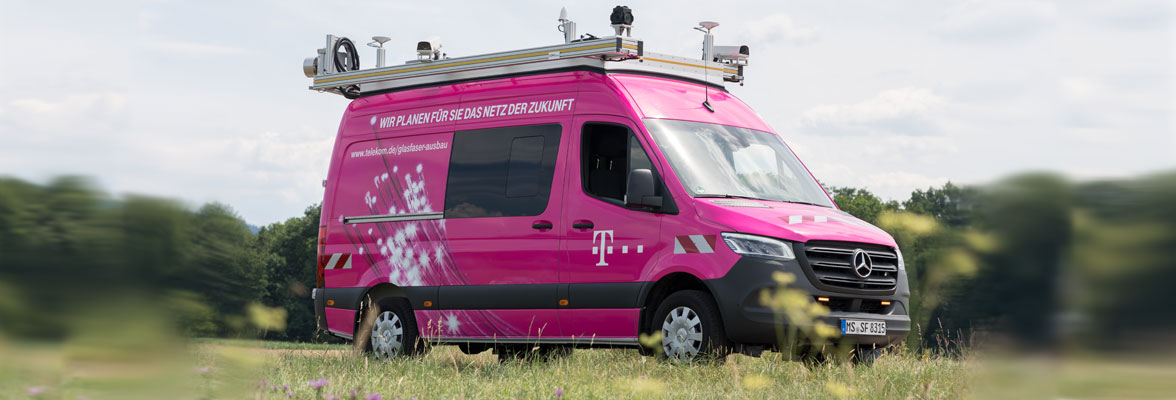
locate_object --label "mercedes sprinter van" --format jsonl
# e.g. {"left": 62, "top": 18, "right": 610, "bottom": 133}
{"left": 306, "top": 15, "right": 910, "bottom": 362}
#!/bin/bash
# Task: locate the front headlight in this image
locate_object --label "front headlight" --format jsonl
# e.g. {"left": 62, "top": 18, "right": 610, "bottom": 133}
{"left": 721, "top": 232, "right": 795, "bottom": 261}
{"left": 895, "top": 248, "right": 906, "bottom": 271}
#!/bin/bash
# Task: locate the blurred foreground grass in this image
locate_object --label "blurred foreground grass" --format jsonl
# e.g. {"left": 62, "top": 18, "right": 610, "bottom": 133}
{"left": 5, "top": 337, "right": 1176, "bottom": 399}
{"left": 4, "top": 338, "right": 975, "bottom": 399}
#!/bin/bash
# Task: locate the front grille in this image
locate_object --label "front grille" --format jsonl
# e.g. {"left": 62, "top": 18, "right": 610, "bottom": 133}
{"left": 802, "top": 241, "right": 899, "bottom": 292}
{"left": 813, "top": 296, "right": 890, "bottom": 314}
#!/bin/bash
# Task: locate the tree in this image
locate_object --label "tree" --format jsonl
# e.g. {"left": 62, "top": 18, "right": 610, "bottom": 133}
{"left": 903, "top": 182, "right": 977, "bottom": 227}
{"left": 828, "top": 187, "right": 899, "bottom": 224}
{"left": 254, "top": 204, "right": 329, "bottom": 342}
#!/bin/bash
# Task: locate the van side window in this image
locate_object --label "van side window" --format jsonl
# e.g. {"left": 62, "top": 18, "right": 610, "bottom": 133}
{"left": 445, "top": 124, "right": 561, "bottom": 218}
{"left": 582, "top": 123, "right": 656, "bottom": 205}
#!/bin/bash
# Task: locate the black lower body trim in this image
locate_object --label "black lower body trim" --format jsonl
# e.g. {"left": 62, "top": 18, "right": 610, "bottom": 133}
{"left": 320, "top": 281, "right": 645, "bottom": 311}
{"left": 439, "top": 284, "right": 559, "bottom": 309}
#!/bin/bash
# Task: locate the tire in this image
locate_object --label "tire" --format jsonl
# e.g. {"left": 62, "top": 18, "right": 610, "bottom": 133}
{"left": 854, "top": 344, "right": 888, "bottom": 366}
{"left": 354, "top": 297, "right": 420, "bottom": 359}
{"left": 495, "top": 344, "right": 530, "bottom": 362}
{"left": 493, "top": 344, "right": 570, "bottom": 362}
{"left": 652, "top": 290, "right": 731, "bottom": 362}
{"left": 537, "top": 345, "right": 572, "bottom": 360}
{"left": 458, "top": 343, "right": 490, "bottom": 355}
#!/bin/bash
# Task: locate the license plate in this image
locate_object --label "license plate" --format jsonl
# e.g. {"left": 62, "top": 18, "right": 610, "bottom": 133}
{"left": 841, "top": 319, "right": 886, "bottom": 336}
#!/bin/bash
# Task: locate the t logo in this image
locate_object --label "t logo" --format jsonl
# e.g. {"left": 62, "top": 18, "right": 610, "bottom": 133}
{"left": 591, "top": 230, "right": 615, "bottom": 266}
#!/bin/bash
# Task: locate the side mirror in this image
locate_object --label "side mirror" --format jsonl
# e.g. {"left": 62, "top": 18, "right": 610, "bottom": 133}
{"left": 625, "top": 169, "right": 663, "bottom": 208}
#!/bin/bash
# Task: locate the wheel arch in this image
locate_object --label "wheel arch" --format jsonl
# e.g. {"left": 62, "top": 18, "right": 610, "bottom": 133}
{"left": 353, "top": 283, "right": 409, "bottom": 335}
{"left": 637, "top": 272, "right": 721, "bottom": 337}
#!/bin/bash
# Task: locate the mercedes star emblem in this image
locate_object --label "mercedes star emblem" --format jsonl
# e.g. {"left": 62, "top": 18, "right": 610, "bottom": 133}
{"left": 852, "top": 249, "right": 873, "bottom": 278}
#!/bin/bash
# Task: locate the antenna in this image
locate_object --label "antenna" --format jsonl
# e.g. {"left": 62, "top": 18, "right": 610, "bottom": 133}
{"left": 558, "top": 7, "right": 577, "bottom": 44}
{"left": 368, "top": 36, "right": 391, "bottom": 68}
{"left": 696, "top": 21, "right": 719, "bottom": 112}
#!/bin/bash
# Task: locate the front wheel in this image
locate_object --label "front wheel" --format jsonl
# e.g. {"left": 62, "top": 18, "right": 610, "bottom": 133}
{"left": 653, "top": 290, "right": 731, "bottom": 362}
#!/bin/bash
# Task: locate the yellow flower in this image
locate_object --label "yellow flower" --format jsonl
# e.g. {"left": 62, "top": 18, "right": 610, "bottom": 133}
{"left": 742, "top": 374, "right": 770, "bottom": 390}
{"left": 824, "top": 381, "right": 850, "bottom": 399}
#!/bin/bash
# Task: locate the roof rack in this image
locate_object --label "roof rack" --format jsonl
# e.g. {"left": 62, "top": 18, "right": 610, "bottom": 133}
{"left": 303, "top": 8, "right": 750, "bottom": 98}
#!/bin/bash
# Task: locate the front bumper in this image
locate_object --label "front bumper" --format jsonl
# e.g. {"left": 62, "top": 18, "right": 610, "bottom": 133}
{"left": 703, "top": 256, "right": 911, "bottom": 346}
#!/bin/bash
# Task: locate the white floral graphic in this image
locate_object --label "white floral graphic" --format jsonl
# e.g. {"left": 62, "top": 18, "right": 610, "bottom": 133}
{"left": 342, "top": 156, "right": 522, "bottom": 337}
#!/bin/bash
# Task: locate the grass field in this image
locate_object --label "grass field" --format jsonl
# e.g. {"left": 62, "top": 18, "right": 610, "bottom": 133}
{"left": 257, "top": 345, "right": 973, "bottom": 399}
{"left": 6, "top": 337, "right": 1174, "bottom": 399}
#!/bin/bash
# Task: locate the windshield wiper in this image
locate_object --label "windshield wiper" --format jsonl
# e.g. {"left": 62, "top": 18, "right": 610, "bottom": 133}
{"left": 695, "top": 193, "right": 764, "bottom": 200}
{"left": 696, "top": 194, "right": 831, "bottom": 208}
{"left": 777, "top": 200, "right": 830, "bottom": 208}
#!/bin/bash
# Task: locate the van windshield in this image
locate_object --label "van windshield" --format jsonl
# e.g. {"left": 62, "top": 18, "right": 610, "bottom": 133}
{"left": 644, "top": 119, "right": 834, "bottom": 208}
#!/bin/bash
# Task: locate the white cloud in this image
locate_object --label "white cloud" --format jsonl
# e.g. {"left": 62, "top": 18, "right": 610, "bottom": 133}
{"left": 7, "top": 93, "right": 127, "bottom": 116}
{"left": 806, "top": 162, "right": 950, "bottom": 201}
{"left": 0, "top": 0, "right": 1171, "bottom": 224}
{"left": 142, "top": 39, "right": 246, "bottom": 56}
{"left": 1086, "top": 0, "right": 1172, "bottom": 31}
{"left": 934, "top": 0, "right": 1058, "bottom": 43}
{"left": 1, "top": 92, "right": 129, "bottom": 143}
{"left": 799, "top": 88, "right": 946, "bottom": 136}
{"left": 737, "top": 13, "right": 819, "bottom": 45}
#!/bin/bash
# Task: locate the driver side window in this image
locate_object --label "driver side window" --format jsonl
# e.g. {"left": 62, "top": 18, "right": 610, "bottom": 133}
{"left": 581, "top": 123, "right": 656, "bottom": 205}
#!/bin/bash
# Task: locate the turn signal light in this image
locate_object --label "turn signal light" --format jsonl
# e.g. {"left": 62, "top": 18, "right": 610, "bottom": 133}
{"left": 881, "top": 300, "right": 891, "bottom": 306}
{"left": 559, "top": 299, "right": 569, "bottom": 306}
{"left": 423, "top": 301, "right": 433, "bottom": 307}
{"left": 326, "top": 300, "right": 335, "bottom": 306}
{"left": 817, "top": 297, "right": 829, "bottom": 302}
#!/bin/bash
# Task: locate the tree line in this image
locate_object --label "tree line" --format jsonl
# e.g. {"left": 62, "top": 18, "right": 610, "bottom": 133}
{"left": 1, "top": 172, "right": 1172, "bottom": 351}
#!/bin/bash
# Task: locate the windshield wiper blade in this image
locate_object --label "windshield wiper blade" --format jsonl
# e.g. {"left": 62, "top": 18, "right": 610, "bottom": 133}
{"left": 778, "top": 200, "right": 829, "bottom": 207}
{"left": 695, "top": 193, "right": 764, "bottom": 200}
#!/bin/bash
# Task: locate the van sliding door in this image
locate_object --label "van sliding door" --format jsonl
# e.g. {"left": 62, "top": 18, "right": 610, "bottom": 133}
{"left": 431, "top": 123, "right": 566, "bottom": 339}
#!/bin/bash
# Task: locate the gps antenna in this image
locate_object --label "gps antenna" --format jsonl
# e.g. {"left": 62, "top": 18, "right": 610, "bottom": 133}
{"left": 696, "top": 21, "right": 719, "bottom": 113}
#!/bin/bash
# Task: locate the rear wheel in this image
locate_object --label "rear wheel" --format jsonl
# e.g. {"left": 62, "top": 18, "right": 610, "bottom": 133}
{"left": 355, "top": 297, "right": 420, "bottom": 359}
{"left": 653, "top": 290, "right": 731, "bottom": 362}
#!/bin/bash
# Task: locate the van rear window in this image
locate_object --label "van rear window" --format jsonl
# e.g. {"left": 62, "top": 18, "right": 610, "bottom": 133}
{"left": 444, "top": 124, "right": 561, "bottom": 218}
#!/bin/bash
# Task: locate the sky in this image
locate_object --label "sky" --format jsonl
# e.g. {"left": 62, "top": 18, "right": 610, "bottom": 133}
{"left": 0, "top": 0, "right": 1172, "bottom": 225}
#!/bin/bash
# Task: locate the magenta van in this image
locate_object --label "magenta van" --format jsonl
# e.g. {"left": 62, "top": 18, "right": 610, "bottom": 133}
{"left": 304, "top": 10, "right": 909, "bottom": 361}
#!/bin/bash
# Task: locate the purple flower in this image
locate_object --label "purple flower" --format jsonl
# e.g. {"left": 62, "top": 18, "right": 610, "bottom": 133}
{"left": 283, "top": 384, "right": 289, "bottom": 390}
{"left": 310, "top": 378, "right": 329, "bottom": 388}
{"left": 286, "top": 393, "right": 293, "bottom": 398}
{"left": 27, "top": 387, "right": 45, "bottom": 396}
{"left": 556, "top": 389, "right": 564, "bottom": 397}
{"left": 194, "top": 367, "right": 211, "bottom": 374}
{"left": 365, "top": 394, "right": 382, "bottom": 400}
{"left": 349, "top": 389, "right": 358, "bottom": 398}
{"left": 640, "top": 375, "right": 647, "bottom": 379}
{"left": 327, "top": 396, "right": 339, "bottom": 400}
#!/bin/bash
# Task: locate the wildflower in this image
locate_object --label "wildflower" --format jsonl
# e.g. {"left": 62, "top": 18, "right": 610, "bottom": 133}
{"left": 195, "top": 367, "right": 211, "bottom": 374}
{"left": 365, "top": 394, "right": 382, "bottom": 400}
{"left": 327, "top": 396, "right": 339, "bottom": 400}
{"left": 639, "top": 376, "right": 647, "bottom": 379}
{"left": 824, "top": 381, "right": 850, "bottom": 399}
{"left": 310, "top": 378, "right": 329, "bottom": 388}
{"left": 27, "top": 387, "right": 45, "bottom": 396}
{"left": 742, "top": 375, "right": 770, "bottom": 390}
{"left": 556, "top": 389, "right": 563, "bottom": 397}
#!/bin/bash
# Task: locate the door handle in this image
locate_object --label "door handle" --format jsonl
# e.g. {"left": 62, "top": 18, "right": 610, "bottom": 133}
{"left": 572, "top": 221, "right": 594, "bottom": 230}
{"left": 532, "top": 221, "right": 553, "bottom": 230}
